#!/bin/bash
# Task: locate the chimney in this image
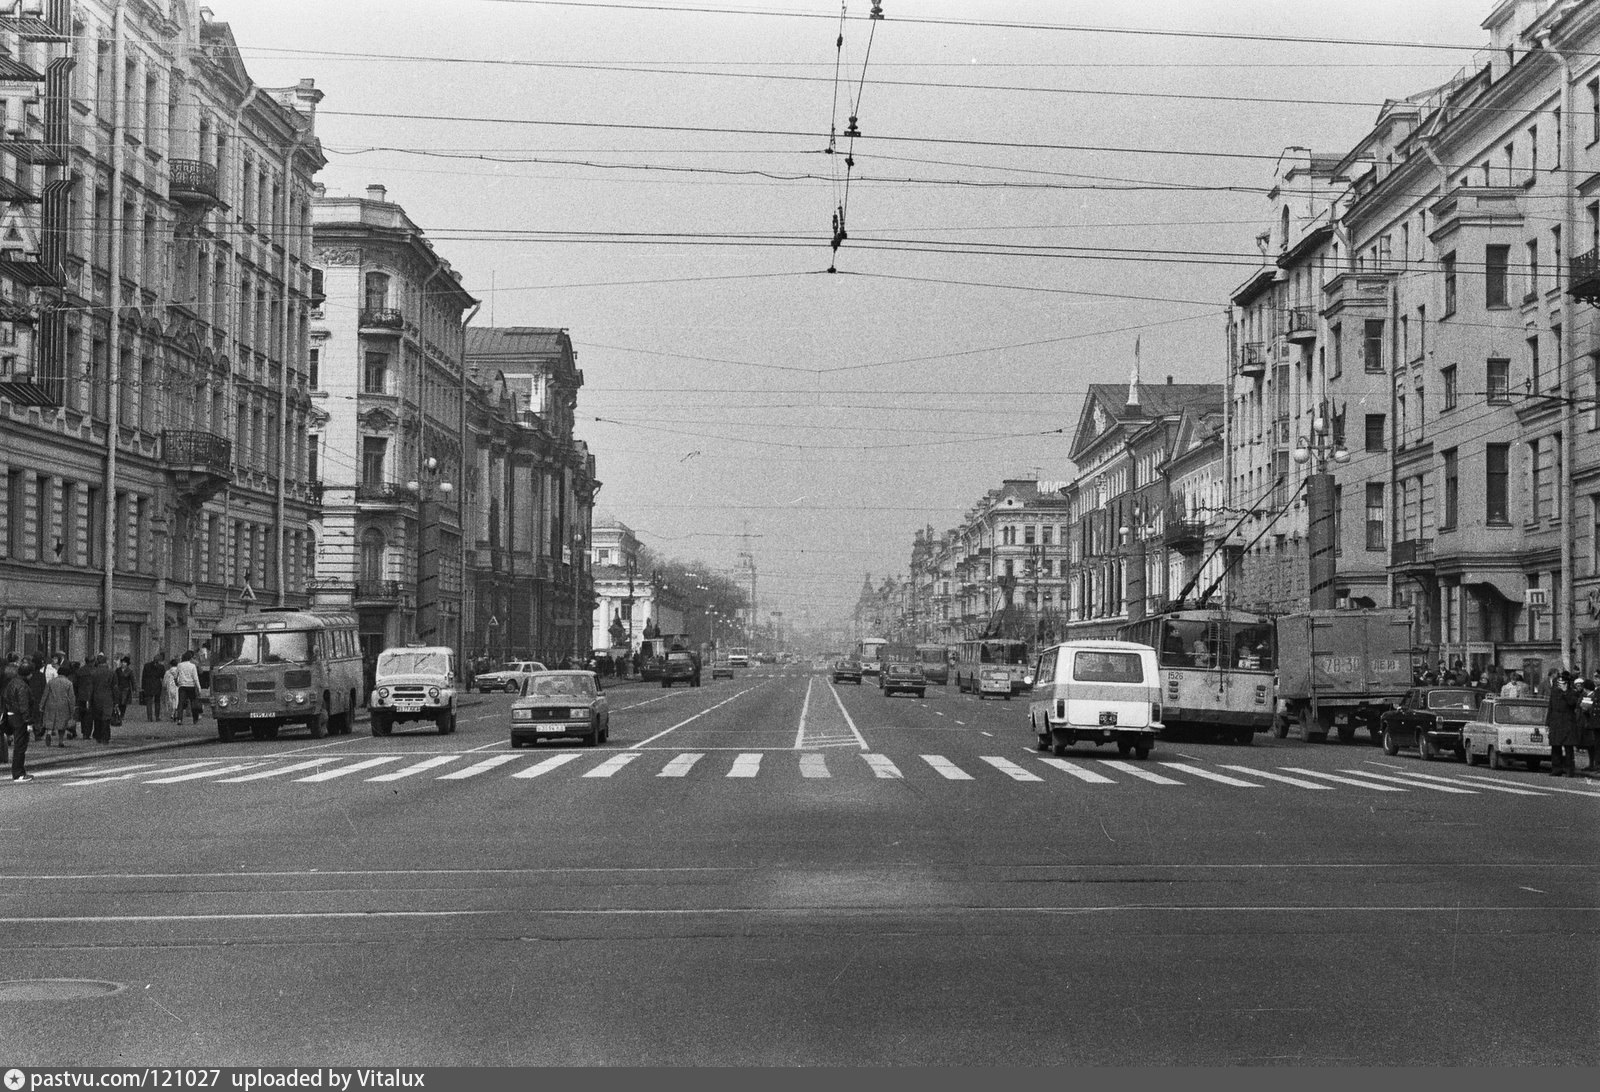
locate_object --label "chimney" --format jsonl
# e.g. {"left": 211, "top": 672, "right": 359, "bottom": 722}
{"left": 366, "top": 184, "right": 387, "bottom": 203}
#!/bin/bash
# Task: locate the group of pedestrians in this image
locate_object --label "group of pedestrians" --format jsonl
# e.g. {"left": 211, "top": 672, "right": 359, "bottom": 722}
{"left": 1544, "top": 671, "right": 1599, "bottom": 778}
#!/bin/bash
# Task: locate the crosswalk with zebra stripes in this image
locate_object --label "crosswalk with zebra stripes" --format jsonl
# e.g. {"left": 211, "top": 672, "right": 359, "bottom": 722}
{"left": 18, "top": 752, "right": 1600, "bottom": 797}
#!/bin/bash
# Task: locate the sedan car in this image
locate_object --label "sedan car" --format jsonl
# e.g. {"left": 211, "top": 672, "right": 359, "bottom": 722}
{"left": 476, "top": 659, "right": 548, "bottom": 693}
{"left": 510, "top": 670, "right": 609, "bottom": 748}
{"left": 1379, "top": 686, "right": 1483, "bottom": 759}
{"left": 711, "top": 657, "right": 734, "bottom": 679}
{"left": 880, "top": 660, "right": 926, "bottom": 698}
{"left": 831, "top": 658, "right": 863, "bottom": 685}
{"left": 1463, "top": 696, "right": 1550, "bottom": 771}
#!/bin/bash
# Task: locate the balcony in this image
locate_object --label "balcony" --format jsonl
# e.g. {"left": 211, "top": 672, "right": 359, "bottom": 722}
{"left": 161, "top": 429, "right": 232, "bottom": 503}
{"left": 1163, "top": 509, "right": 1208, "bottom": 553}
{"left": 1390, "top": 539, "right": 1435, "bottom": 574}
{"left": 354, "top": 579, "right": 402, "bottom": 604}
{"left": 355, "top": 481, "right": 419, "bottom": 507}
{"left": 1428, "top": 184, "right": 1524, "bottom": 240}
{"left": 0, "top": 135, "right": 67, "bottom": 166}
{"left": 0, "top": 251, "right": 61, "bottom": 287}
{"left": 1284, "top": 306, "right": 1317, "bottom": 342}
{"left": 168, "top": 159, "right": 220, "bottom": 206}
{"left": 1238, "top": 342, "right": 1266, "bottom": 379}
{"left": 1570, "top": 248, "right": 1600, "bottom": 306}
{"left": 1321, "top": 269, "right": 1395, "bottom": 321}
{"left": 0, "top": 9, "right": 71, "bottom": 42}
{"left": 359, "top": 307, "right": 405, "bottom": 333}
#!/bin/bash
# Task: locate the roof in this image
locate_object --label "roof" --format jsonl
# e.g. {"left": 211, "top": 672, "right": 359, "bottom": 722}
{"left": 466, "top": 327, "right": 569, "bottom": 357}
{"left": 1087, "top": 382, "right": 1219, "bottom": 418}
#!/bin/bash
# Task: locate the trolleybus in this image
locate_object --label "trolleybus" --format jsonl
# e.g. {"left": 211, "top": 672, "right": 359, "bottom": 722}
{"left": 952, "top": 637, "right": 1031, "bottom": 695}
{"left": 208, "top": 608, "right": 365, "bottom": 741}
{"left": 1116, "top": 607, "right": 1276, "bottom": 744}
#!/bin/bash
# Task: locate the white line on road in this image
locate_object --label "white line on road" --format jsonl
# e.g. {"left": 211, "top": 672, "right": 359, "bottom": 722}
{"left": 461, "top": 737, "right": 510, "bottom": 754}
{"left": 1159, "top": 763, "right": 1263, "bottom": 788}
{"left": 1367, "top": 764, "right": 1548, "bottom": 796}
{"left": 1279, "top": 767, "right": 1407, "bottom": 791}
{"left": 144, "top": 763, "right": 264, "bottom": 784}
{"left": 1216, "top": 765, "right": 1332, "bottom": 790}
{"left": 825, "top": 680, "right": 869, "bottom": 751}
{"left": 583, "top": 754, "right": 641, "bottom": 778}
{"left": 728, "top": 753, "right": 762, "bottom": 778}
{"left": 510, "top": 753, "right": 582, "bottom": 779}
{"left": 1101, "top": 760, "right": 1183, "bottom": 785}
{"left": 793, "top": 676, "right": 813, "bottom": 750}
{"left": 921, "top": 755, "right": 973, "bottom": 780}
{"left": 215, "top": 758, "right": 343, "bottom": 783}
{"left": 1338, "top": 769, "right": 1477, "bottom": 794}
{"left": 1457, "top": 773, "right": 1600, "bottom": 797}
{"left": 67, "top": 760, "right": 226, "bottom": 785}
{"left": 35, "top": 762, "right": 159, "bottom": 779}
{"left": 1036, "top": 757, "right": 1116, "bottom": 783}
{"left": 861, "top": 754, "right": 902, "bottom": 779}
{"left": 658, "top": 753, "right": 703, "bottom": 777}
{"left": 630, "top": 686, "right": 761, "bottom": 749}
{"left": 799, "top": 753, "right": 830, "bottom": 778}
{"left": 437, "top": 755, "right": 521, "bottom": 780}
{"left": 295, "top": 757, "right": 403, "bottom": 782}
{"left": 367, "top": 756, "right": 461, "bottom": 782}
{"left": 980, "top": 756, "right": 1043, "bottom": 782}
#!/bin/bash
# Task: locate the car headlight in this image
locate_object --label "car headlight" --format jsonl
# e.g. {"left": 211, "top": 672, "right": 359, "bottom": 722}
{"left": 571, "top": 707, "right": 590, "bottom": 719}
{"left": 512, "top": 709, "right": 534, "bottom": 722}
{"left": 215, "top": 695, "right": 231, "bottom": 709}
{"left": 377, "top": 687, "right": 390, "bottom": 701}
{"left": 427, "top": 687, "right": 440, "bottom": 700}
{"left": 292, "top": 692, "right": 308, "bottom": 705}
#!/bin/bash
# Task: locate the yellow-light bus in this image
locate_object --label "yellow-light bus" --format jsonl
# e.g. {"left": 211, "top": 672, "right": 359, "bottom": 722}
{"left": 208, "top": 608, "right": 365, "bottom": 742}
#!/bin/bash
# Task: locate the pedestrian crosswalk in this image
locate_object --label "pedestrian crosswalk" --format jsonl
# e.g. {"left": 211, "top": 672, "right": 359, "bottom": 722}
{"left": 20, "top": 751, "right": 1600, "bottom": 798}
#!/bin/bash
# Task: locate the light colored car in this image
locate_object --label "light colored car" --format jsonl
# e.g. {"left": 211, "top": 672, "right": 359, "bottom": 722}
{"left": 978, "top": 665, "right": 1013, "bottom": 700}
{"left": 1028, "top": 640, "right": 1164, "bottom": 760}
{"left": 475, "top": 659, "right": 548, "bottom": 693}
{"left": 369, "top": 645, "right": 456, "bottom": 736}
{"left": 1463, "top": 696, "right": 1550, "bottom": 771}
{"left": 510, "top": 670, "right": 609, "bottom": 748}
{"left": 711, "top": 657, "right": 734, "bottom": 679}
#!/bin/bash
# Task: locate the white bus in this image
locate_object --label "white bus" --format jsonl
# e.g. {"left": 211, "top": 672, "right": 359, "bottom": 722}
{"left": 855, "top": 637, "right": 888, "bottom": 676}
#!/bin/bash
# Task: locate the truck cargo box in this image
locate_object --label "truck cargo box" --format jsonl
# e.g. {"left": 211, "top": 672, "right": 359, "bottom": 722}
{"left": 1276, "top": 609, "right": 1412, "bottom": 701}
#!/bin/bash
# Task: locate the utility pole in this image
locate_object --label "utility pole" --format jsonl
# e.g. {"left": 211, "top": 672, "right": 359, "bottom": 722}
{"left": 1293, "top": 415, "right": 1349, "bottom": 610}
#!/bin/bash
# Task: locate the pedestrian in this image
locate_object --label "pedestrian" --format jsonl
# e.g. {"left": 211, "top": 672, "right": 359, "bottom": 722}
{"left": 84, "top": 652, "right": 117, "bottom": 744}
{"left": 27, "top": 655, "right": 46, "bottom": 741}
{"left": 1544, "top": 670, "right": 1582, "bottom": 777}
{"left": 162, "top": 657, "right": 180, "bottom": 722}
{"left": 43, "top": 651, "right": 61, "bottom": 683}
{"left": 141, "top": 652, "right": 165, "bottom": 721}
{"left": 3, "top": 657, "right": 35, "bottom": 781}
{"left": 174, "top": 651, "right": 202, "bottom": 725}
{"left": 113, "top": 655, "right": 135, "bottom": 723}
{"left": 195, "top": 641, "right": 211, "bottom": 692}
{"left": 1575, "top": 677, "right": 1598, "bottom": 775}
{"left": 40, "top": 662, "right": 75, "bottom": 748}
{"left": 59, "top": 661, "right": 80, "bottom": 738}
{"left": 72, "top": 659, "right": 93, "bottom": 734}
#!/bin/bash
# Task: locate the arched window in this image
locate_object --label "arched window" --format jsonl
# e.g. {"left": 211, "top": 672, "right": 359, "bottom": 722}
{"left": 360, "top": 528, "right": 386, "bottom": 583}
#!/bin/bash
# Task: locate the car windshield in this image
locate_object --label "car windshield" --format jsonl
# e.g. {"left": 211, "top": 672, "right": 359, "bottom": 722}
{"left": 377, "top": 650, "right": 450, "bottom": 676}
{"left": 215, "top": 630, "right": 314, "bottom": 666}
{"left": 1426, "top": 689, "right": 1480, "bottom": 711}
{"left": 525, "top": 675, "right": 596, "bottom": 699}
{"left": 1494, "top": 702, "right": 1546, "bottom": 725}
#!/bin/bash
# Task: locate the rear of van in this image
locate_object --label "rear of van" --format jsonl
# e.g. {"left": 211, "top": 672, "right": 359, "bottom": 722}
{"left": 1028, "top": 640, "right": 1163, "bottom": 759}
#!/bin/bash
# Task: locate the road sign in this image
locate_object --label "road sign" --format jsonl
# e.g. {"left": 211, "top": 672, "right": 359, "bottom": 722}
{"left": 487, "top": 615, "right": 500, "bottom": 628}
{"left": 240, "top": 583, "right": 256, "bottom": 603}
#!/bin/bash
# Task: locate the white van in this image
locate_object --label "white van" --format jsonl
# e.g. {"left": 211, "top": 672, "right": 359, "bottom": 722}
{"left": 1027, "top": 640, "right": 1163, "bottom": 759}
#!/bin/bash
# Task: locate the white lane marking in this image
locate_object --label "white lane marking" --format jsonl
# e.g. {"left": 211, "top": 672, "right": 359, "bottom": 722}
{"left": 1338, "top": 769, "right": 1477, "bottom": 794}
{"left": 861, "top": 754, "right": 902, "bottom": 779}
{"left": 630, "top": 685, "right": 761, "bottom": 749}
{"left": 144, "top": 762, "right": 264, "bottom": 784}
{"left": 799, "top": 753, "right": 830, "bottom": 778}
{"left": 955, "top": 720, "right": 966, "bottom": 726}
{"left": 511, "top": 753, "right": 583, "bottom": 779}
{"left": 216, "top": 758, "right": 343, "bottom": 783}
{"left": 1216, "top": 765, "right": 1333, "bottom": 790}
{"left": 980, "top": 756, "right": 1043, "bottom": 782}
{"left": 728, "top": 753, "right": 762, "bottom": 778}
{"left": 1160, "top": 762, "right": 1263, "bottom": 788}
{"left": 437, "top": 755, "right": 520, "bottom": 780}
{"left": 825, "top": 680, "right": 870, "bottom": 751}
{"left": 367, "top": 756, "right": 461, "bottom": 782}
{"left": 68, "top": 760, "right": 226, "bottom": 786}
{"left": 921, "top": 755, "right": 973, "bottom": 781}
{"left": 981, "top": 731, "right": 994, "bottom": 737}
{"left": 36, "top": 762, "right": 159, "bottom": 779}
{"left": 658, "top": 753, "right": 703, "bottom": 777}
{"left": 295, "top": 757, "right": 403, "bottom": 782}
{"left": 1037, "top": 757, "right": 1116, "bottom": 783}
{"left": 934, "top": 711, "right": 946, "bottom": 717}
{"left": 583, "top": 753, "right": 641, "bottom": 778}
{"left": 1369, "top": 766, "right": 1548, "bottom": 797}
{"left": 1458, "top": 773, "right": 1600, "bottom": 798}
{"left": 1279, "top": 767, "right": 1407, "bottom": 791}
{"left": 461, "top": 737, "right": 509, "bottom": 754}
{"left": 793, "top": 676, "right": 813, "bottom": 750}
{"left": 1102, "top": 760, "right": 1183, "bottom": 785}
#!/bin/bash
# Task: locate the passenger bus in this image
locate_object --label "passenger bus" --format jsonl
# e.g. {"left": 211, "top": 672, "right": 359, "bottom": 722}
{"left": 855, "top": 636, "right": 888, "bottom": 676}
{"left": 208, "top": 608, "right": 365, "bottom": 741}
{"left": 915, "top": 643, "right": 951, "bottom": 685}
{"left": 952, "top": 638, "right": 1031, "bottom": 694}
{"left": 1116, "top": 607, "right": 1276, "bottom": 744}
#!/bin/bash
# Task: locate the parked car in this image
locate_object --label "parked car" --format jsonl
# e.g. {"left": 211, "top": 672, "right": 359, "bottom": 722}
{"left": 711, "top": 657, "right": 734, "bottom": 679}
{"left": 880, "top": 659, "right": 926, "bottom": 698}
{"left": 475, "top": 659, "right": 548, "bottom": 693}
{"left": 509, "top": 670, "right": 609, "bottom": 748}
{"left": 1379, "top": 686, "right": 1483, "bottom": 759}
{"left": 832, "top": 658, "right": 863, "bottom": 685}
{"left": 369, "top": 645, "right": 457, "bottom": 736}
{"left": 661, "top": 649, "right": 702, "bottom": 688}
{"left": 1462, "top": 696, "right": 1551, "bottom": 771}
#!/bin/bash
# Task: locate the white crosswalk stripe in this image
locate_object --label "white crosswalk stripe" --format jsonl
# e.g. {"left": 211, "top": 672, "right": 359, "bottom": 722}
{"left": 1216, "top": 765, "right": 1332, "bottom": 790}
{"left": 921, "top": 755, "right": 973, "bottom": 780}
{"left": 1377, "top": 768, "right": 1548, "bottom": 796}
{"left": 511, "top": 753, "right": 582, "bottom": 779}
{"left": 1458, "top": 773, "right": 1600, "bottom": 798}
{"left": 1339, "top": 769, "right": 1478, "bottom": 794}
{"left": 799, "top": 753, "right": 830, "bottom": 778}
{"left": 1101, "top": 760, "right": 1183, "bottom": 785}
{"left": 437, "top": 755, "right": 520, "bottom": 780}
{"left": 583, "top": 753, "right": 641, "bottom": 778}
{"left": 1160, "top": 763, "right": 1262, "bottom": 788}
{"left": 37, "top": 762, "right": 158, "bottom": 779}
{"left": 728, "top": 753, "right": 762, "bottom": 778}
{"left": 1278, "top": 767, "right": 1408, "bottom": 791}
{"left": 145, "top": 762, "right": 264, "bottom": 784}
{"left": 367, "top": 756, "right": 460, "bottom": 782}
{"left": 70, "top": 760, "right": 225, "bottom": 786}
{"left": 861, "top": 754, "right": 902, "bottom": 779}
{"left": 980, "top": 756, "right": 1043, "bottom": 782}
{"left": 1036, "top": 757, "right": 1115, "bottom": 783}
{"left": 295, "top": 757, "right": 402, "bottom": 782}
{"left": 658, "top": 753, "right": 703, "bottom": 777}
{"left": 216, "top": 758, "right": 343, "bottom": 783}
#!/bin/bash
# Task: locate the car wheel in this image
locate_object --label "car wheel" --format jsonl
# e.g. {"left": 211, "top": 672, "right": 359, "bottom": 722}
{"left": 503, "top": 680, "right": 519, "bottom": 694}
{"left": 217, "top": 722, "right": 235, "bottom": 743}
{"left": 436, "top": 711, "right": 455, "bottom": 735}
{"left": 1117, "top": 740, "right": 1132, "bottom": 757}
{"left": 1490, "top": 746, "right": 1507, "bottom": 770}
{"left": 586, "top": 722, "right": 600, "bottom": 747}
{"left": 1464, "top": 743, "right": 1483, "bottom": 767}
{"left": 309, "top": 707, "right": 327, "bottom": 739}
{"left": 371, "top": 712, "right": 392, "bottom": 737}
{"left": 511, "top": 738, "right": 523, "bottom": 749}
{"left": 1271, "top": 717, "right": 1289, "bottom": 740}
{"left": 1134, "top": 741, "right": 1152, "bottom": 760}
{"left": 1382, "top": 730, "right": 1400, "bottom": 756}
{"left": 600, "top": 723, "right": 609, "bottom": 744}
{"left": 1052, "top": 742, "right": 1067, "bottom": 757}
{"left": 1418, "top": 735, "right": 1434, "bottom": 761}
{"left": 1337, "top": 724, "right": 1356, "bottom": 744}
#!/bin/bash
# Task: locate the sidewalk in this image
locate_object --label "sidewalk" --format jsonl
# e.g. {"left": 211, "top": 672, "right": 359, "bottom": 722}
{"left": 17, "top": 674, "right": 657, "bottom": 773}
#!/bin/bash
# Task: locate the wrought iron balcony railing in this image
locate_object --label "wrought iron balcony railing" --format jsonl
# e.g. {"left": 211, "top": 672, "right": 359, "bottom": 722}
{"left": 355, "top": 481, "right": 419, "bottom": 506}
{"left": 169, "top": 159, "right": 220, "bottom": 203}
{"left": 161, "top": 429, "right": 232, "bottom": 475}
{"left": 354, "top": 579, "right": 402, "bottom": 602}
{"left": 359, "top": 307, "right": 405, "bottom": 330}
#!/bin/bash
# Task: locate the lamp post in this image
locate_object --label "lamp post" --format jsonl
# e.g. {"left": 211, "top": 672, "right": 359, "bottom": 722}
{"left": 406, "top": 456, "right": 453, "bottom": 645}
{"left": 1292, "top": 414, "right": 1350, "bottom": 611}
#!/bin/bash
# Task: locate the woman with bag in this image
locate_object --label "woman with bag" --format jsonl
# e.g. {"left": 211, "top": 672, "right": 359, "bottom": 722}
{"left": 40, "top": 664, "right": 75, "bottom": 747}
{"left": 163, "top": 657, "right": 180, "bottom": 723}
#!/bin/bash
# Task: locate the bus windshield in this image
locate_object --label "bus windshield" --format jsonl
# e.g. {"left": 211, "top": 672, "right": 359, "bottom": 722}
{"left": 1159, "top": 619, "right": 1274, "bottom": 671}
{"left": 978, "top": 641, "right": 1028, "bottom": 666}
{"left": 215, "top": 630, "right": 315, "bottom": 666}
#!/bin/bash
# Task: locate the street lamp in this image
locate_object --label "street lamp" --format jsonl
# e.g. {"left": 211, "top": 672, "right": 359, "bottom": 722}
{"left": 1291, "top": 414, "right": 1350, "bottom": 611}
{"left": 406, "top": 456, "right": 453, "bottom": 645}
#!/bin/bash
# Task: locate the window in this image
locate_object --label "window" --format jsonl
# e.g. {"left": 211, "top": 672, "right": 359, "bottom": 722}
{"left": 362, "top": 352, "right": 388, "bottom": 395}
{"left": 1486, "top": 443, "right": 1509, "bottom": 524}
{"left": 1442, "top": 364, "right": 1458, "bottom": 410}
{"left": 1023, "top": 524, "right": 1035, "bottom": 545}
{"left": 1528, "top": 335, "right": 1541, "bottom": 392}
{"left": 1041, "top": 525, "right": 1052, "bottom": 546}
{"left": 1330, "top": 322, "right": 1343, "bottom": 378}
{"left": 364, "top": 271, "right": 390, "bottom": 313}
{"left": 1593, "top": 495, "right": 1600, "bottom": 576}
{"left": 1441, "top": 449, "right": 1458, "bottom": 530}
{"left": 1525, "top": 239, "right": 1539, "bottom": 299}
{"left": 1365, "top": 483, "right": 1385, "bottom": 551}
{"left": 361, "top": 436, "right": 387, "bottom": 485}
{"left": 4, "top": 469, "right": 24, "bottom": 559}
{"left": 1485, "top": 244, "right": 1510, "bottom": 307}
{"left": 1417, "top": 304, "right": 1426, "bottom": 359}
{"left": 1528, "top": 125, "right": 1538, "bottom": 179}
{"left": 1550, "top": 325, "right": 1562, "bottom": 393}
{"left": 1553, "top": 225, "right": 1562, "bottom": 289}
{"left": 1363, "top": 319, "right": 1385, "bottom": 372}
{"left": 308, "top": 347, "right": 319, "bottom": 389}
{"left": 1590, "top": 77, "right": 1599, "bottom": 144}
{"left": 1503, "top": 142, "right": 1515, "bottom": 186}
{"left": 1365, "top": 413, "right": 1386, "bottom": 452}
{"left": 1487, "top": 358, "right": 1510, "bottom": 403}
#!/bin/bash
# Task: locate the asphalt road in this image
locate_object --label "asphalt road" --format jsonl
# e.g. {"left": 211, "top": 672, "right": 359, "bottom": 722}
{"left": 3, "top": 664, "right": 1597, "bottom": 1065}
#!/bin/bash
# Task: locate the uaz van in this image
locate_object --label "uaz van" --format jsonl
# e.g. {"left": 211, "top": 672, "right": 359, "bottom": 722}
{"left": 1028, "top": 640, "right": 1163, "bottom": 759}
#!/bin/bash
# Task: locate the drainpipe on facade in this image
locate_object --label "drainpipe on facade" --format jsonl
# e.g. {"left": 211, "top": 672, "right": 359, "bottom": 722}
{"left": 225, "top": 85, "right": 262, "bottom": 618}
{"left": 1221, "top": 307, "right": 1233, "bottom": 604}
{"left": 1541, "top": 25, "right": 1578, "bottom": 671}
{"left": 275, "top": 126, "right": 309, "bottom": 606}
{"left": 101, "top": 0, "right": 127, "bottom": 655}
{"left": 459, "top": 299, "right": 482, "bottom": 659}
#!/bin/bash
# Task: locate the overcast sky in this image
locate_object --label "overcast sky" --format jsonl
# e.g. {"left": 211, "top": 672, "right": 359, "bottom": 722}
{"left": 224, "top": 0, "right": 1487, "bottom": 631}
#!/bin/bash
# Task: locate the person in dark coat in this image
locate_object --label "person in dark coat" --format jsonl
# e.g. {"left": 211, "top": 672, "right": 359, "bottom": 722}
{"left": 1575, "top": 677, "right": 1598, "bottom": 775}
{"left": 2, "top": 659, "right": 34, "bottom": 781}
{"left": 72, "top": 660, "right": 92, "bottom": 734}
{"left": 1544, "top": 670, "right": 1582, "bottom": 777}
{"left": 113, "top": 655, "right": 135, "bottom": 721}
{"left": 141, "top": 653, "right": 166, "bottom": 721}
{"left": 83, "top": 653, "right": 118, "bottom": 744}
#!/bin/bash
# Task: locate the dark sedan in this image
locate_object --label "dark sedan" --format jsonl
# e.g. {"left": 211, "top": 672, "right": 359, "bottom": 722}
{"left": 1379, "top": 686, "right": 1483, "bottom": 760}
{"left": 831, "top": 658, "right": 863, "bottom": 685}
{"left": 510, "top": 670, "right": 610, "bottom": 748}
